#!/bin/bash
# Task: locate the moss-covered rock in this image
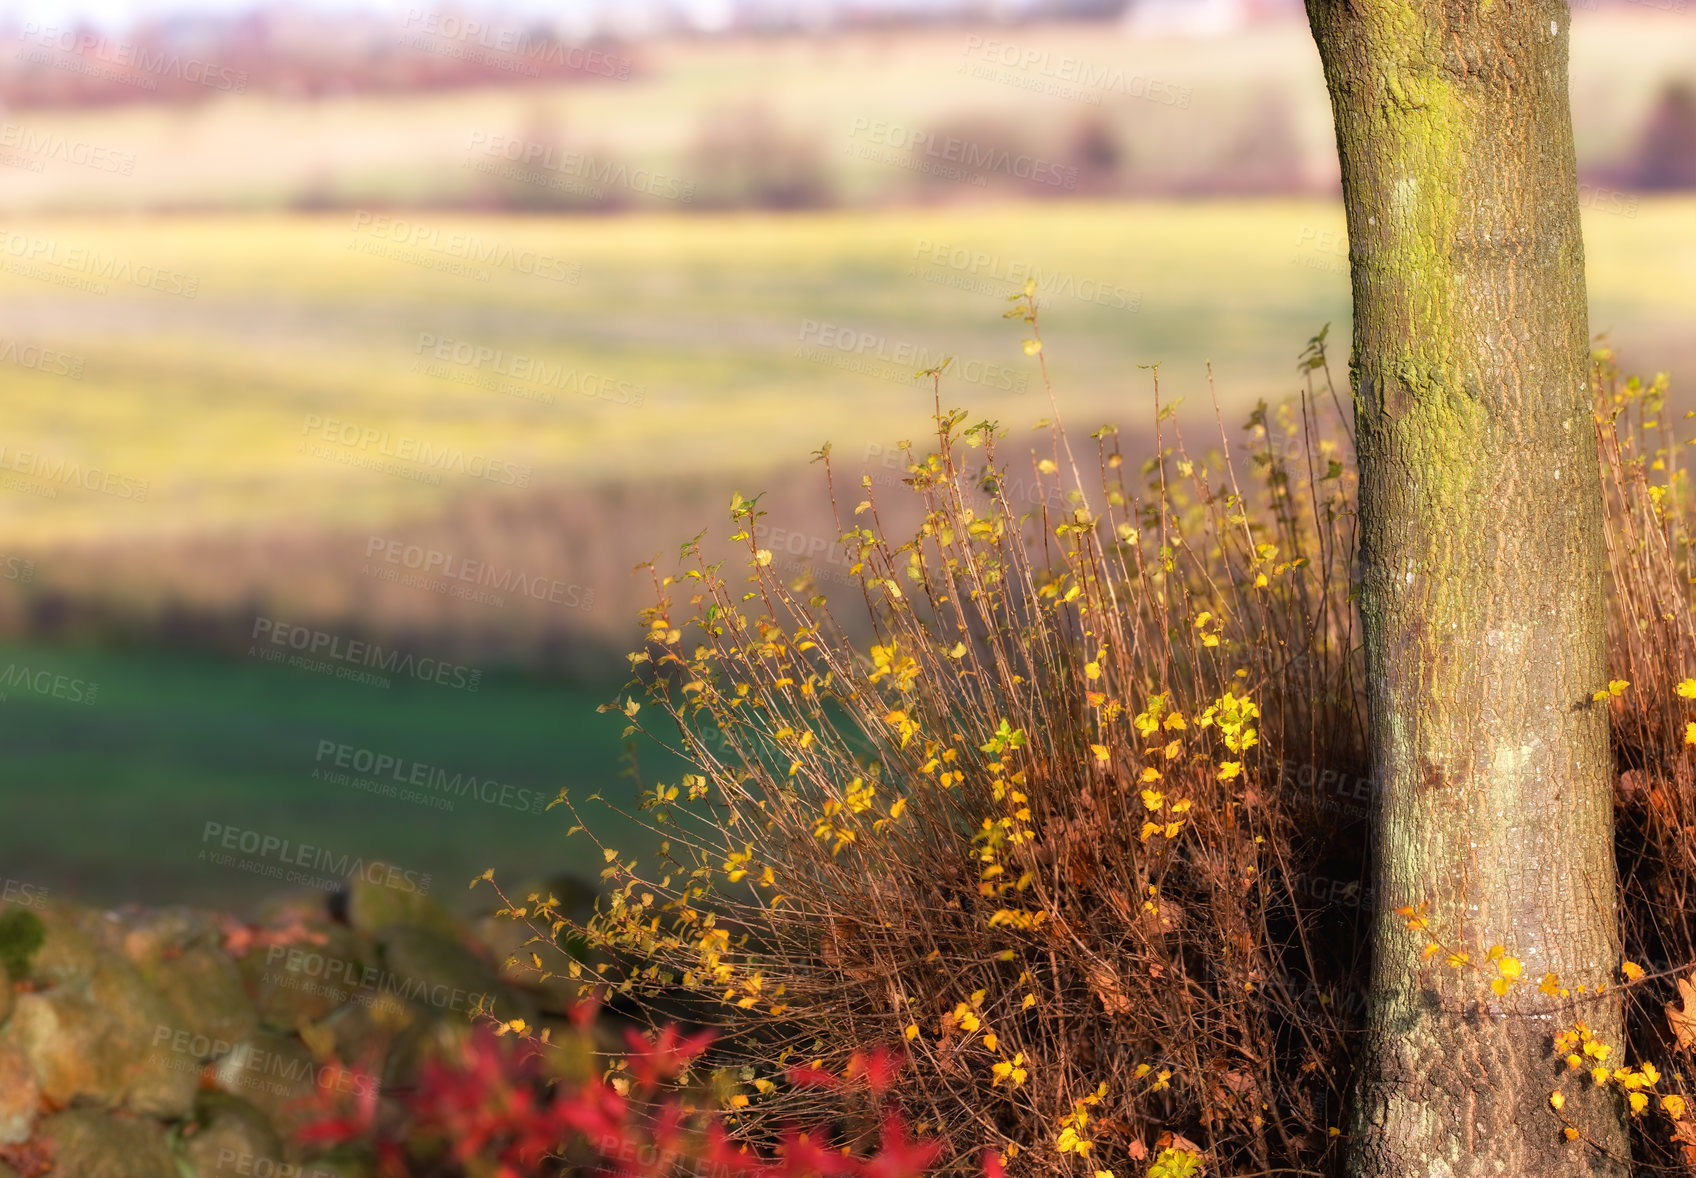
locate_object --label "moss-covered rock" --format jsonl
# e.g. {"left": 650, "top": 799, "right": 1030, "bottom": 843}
{"left": 41, "top": 1108, "right": 177, "bottom": 1178}
{"left": 239, "top": 925, "right": 372, "bottom": 1030}
{"left": 178, "top": 1092, "right": 286, "bottom": 1178}
{"left": 153, "top": 944, "right": 258, "bottom": 1049}
{"left": 344, "top": 870, "right": 458, "bottom": 940}
{"left": 209, "top": 1032, "right": 341, "bottom": 1138}
{"left": 0, "top": 908, "right": 44, "bottom": 981}
{"left": 377, "top": 924, "right": 534, "bottom": 1025}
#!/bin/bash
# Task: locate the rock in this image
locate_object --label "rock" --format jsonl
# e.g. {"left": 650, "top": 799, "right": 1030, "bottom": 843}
{"left": 179, "top": 1092, "right": 285, "bottom": 1178}
{"left": 378, "top": 925, "right": 534, "bottom": 1025}
{"left": 210, "top": 1032, "right": 346, "bottom": 1137}
{"left": 0, "top": 1039, "right": 40, "bottom": 1145}
{"left": 153, "top": 944, "right": 258, "bottom": 1049}
{"left": 238, "top": 924, "right": 372, "bottom": 1031}
{"left": 345, "top": 869, "right": 458, "bottom": 940}
{"left": 315, "top": 993, "right": 414, "bottom": 1077}
{"left": 2, "top": 952, "right": 200, "bottom": 1119}
{"left": 19, "top": 901, "right": 131, "bottom": 988}
{"left": 116, "top": 907, "right": 224, "bottom": 974}
{"left": 41, "top": 1108, "right": 176, "bottom": 1178}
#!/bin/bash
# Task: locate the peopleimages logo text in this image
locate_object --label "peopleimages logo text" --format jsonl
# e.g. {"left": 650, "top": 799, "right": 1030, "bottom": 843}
{"left": 846, "top": 118, "right": 1077, "bottom": 188}
{"left": 348, "top": 212, "right": 578, "bottom": 283}
{"left": 300, "top": 415, "right": 531, "bottom": 487}
{"left": 17, "top": 23, "right": 249, "bottom": 91}
{"left": 314, "top": 739, "right": 549, "bottom": 815}
{"left": 365, "top": 535, "right": 594, "bottom": 608}
{"left": 797, "top": 319, "right": 1026, "bottom": 392}
{"left": 464, "top": 132, "right": 692, "bottom": 202}
{"left": 0, "top": 124, "right": 135, "bottom": 175}
{"left": 911, "top": 240, "right": 1140, "bottom": 311}
{"left": 400, "top": 9, "right": 631, "bottom": 77}
{"left": 413, "top": 333, "right": 644, "bottom": 407}
{"left": 250, "top": 616, "right": 483, "bottom": 692}
{"left": 0, "top": 230, "right": 198, "bottom": 298}
{"left": 199, "top": 821, "right": 431, "bottom": 895}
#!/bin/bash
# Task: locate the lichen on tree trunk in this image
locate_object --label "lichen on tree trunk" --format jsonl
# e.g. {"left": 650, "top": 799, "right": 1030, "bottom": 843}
{"left": 1303, "top": 3, "right": 1628, "bottom": 1176}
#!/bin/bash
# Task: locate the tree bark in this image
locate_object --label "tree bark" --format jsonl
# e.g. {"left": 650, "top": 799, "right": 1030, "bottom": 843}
{"left": 1303, "top": 3, "right": 1628, "bottom": 1177}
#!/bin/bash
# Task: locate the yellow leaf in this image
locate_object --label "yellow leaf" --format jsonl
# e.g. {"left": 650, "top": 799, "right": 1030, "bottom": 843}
{"left": 1023, "top": 339, "right": 1042, "bottom": 355}
{"left": 1140, "top": 767, "right": 1163, "bottom": 783}
{"left": 1551, "top": 1091, "right": 1566, "bottom": 1110}
{"left": 1218, "top": 761, "right": 1242, "bottom": 781}
{"left": 1630, "top": 1091, "right": 1649, "bottom": 1115}
{"left": 1622, "top": 960, "right": 1645, "bottom": 981}
{"left": 1498, "top": 956, "right": 1523, "bottom": 980}
{"left": 1092, "top": 744, "right": 1111, "bottom": 765}
{"left": 1564, "top": 1127, "right": 1580, "bottom": 1142}
{"left": 1664, "top": 1094, "right": 1687, "bottom": 1119}
{"left": 1491, "top": 977, "right": 1512, "bottom": 997}
{"left": 1678, "top": 679, "right": 1696, "bottom": 699}
{"left": 905, "top": 1024, "right": 920, "bottom": 1041}
{"left": 1141, "top": 789, "right": 1165, "bottom": 811}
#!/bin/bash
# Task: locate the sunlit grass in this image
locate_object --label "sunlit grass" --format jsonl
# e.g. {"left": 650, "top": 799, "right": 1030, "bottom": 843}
{"left": 0, "top": 199, "right": 1690, "bottom": 549}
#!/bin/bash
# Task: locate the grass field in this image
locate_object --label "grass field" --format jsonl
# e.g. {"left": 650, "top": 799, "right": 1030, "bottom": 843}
{"left": 2, "top": 199, "right": 1692, "bottom": 551}
{"left": 0, "top": 638, "right": 668, "bottom": 913}
{"left": 1, "top": 197, "right": 1691, "bottom": 909}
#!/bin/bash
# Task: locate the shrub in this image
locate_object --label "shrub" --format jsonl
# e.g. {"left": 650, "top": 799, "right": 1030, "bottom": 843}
{"left": 489, "top": 306, "right": 1695, "bottom": 1178}
{"left": 295, "top": 1008, "right": 954, "bottom": 1178}
{"left": 501, "top": 299, "right": 1366, "bottom": 1178}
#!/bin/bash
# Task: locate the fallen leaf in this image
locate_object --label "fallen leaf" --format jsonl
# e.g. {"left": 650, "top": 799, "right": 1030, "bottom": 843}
{"left": 1669, "top": 973, "right": 1696, "bottom": 1051}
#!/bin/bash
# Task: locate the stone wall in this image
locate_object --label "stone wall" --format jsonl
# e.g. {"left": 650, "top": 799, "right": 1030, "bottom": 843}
{"left": 0, "top": 870, "right": 570, "bottom": 1178}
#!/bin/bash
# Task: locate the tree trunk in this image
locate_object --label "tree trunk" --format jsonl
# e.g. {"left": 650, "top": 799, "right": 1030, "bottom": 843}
{"left": 1303, "top": 4, "right": 1628, "bottom": 1177}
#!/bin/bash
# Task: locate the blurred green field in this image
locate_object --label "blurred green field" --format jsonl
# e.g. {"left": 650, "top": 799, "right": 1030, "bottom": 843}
{"left": 0, "top": 637, "right": 668, "bottom": 913}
